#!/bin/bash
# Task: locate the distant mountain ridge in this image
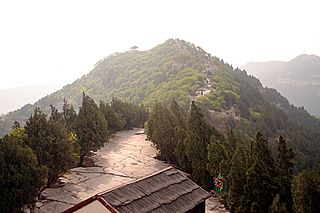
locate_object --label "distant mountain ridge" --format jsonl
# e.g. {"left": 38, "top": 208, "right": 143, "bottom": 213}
{"left": 242, "top": 54, "right": 320, "bottom": 116}
{"left": 0, "top": 84, "right": 60, "bottom": 115}
{"left": 0, "top": 39, "right": 319, "bottom": 166}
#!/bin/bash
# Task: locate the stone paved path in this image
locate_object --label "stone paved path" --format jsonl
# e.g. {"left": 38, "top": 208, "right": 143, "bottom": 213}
{"left": 35, "top": 128, "right": 228, "bottom": 213}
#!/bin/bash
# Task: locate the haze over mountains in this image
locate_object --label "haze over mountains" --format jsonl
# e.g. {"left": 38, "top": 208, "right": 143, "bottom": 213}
{"left": 242, "top": 54, "right": 320, "bottom": 116}
{"left": 0, "top": 39, "right": 319, "bottom": 166}
{"left": 0, "top": 84, "right": 60, "bottom": 115}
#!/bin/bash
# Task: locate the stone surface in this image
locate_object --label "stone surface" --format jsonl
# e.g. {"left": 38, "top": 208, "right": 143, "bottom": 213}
{"left": 205, "top": 195, "right": 230, "bottom": 213}
{"left": 35, "top": 128, "right": 168, "bottom": 213}
{"left": 35, "top": 128, "right": 227, "bottom": 213}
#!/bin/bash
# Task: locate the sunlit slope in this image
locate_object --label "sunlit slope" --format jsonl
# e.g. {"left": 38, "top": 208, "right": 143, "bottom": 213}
{"left": 0, "top": 39, "right": 319, "bottom": 166}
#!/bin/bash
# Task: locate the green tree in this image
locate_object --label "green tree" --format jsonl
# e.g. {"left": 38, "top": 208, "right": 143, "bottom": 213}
{"left": 9, "top": 121, "right": 25, "bottom": 144}
{"left": 207, "top": 135, "right": 229, "bottom": 178}
{"left": 170, "top": 99, "right": 191, "bottom": 172}
{"left": 226, "top": 143, "right": 248, "bottom": 212}
{"left": 0, "top": 134, "right": 46, "bottom": 212}
{"left": 185, "top": 101, "right": 213, "bottom": 187}
{"left": 291, "top": 167, "right": 320, "bottom": 213}
{"left": 62, "top": 98, "right": 77, "bottom": 131}
{"left": 75, "top": 93, "right": 108, "bottom": 165}
{"left": 273, "top": 136, "right": 294, "bottom": 212}
{"left": 100, "top": 101, "right": 123, "bottom": 132}
{"left": 25, "top": 107, "right": 78, "bottom": 187}
{"left": 147, "top": 102, "right": 176, "bottom": 163}
{"left": 270, "top": 194, "right": 288, "bottom": 213}
{"left": 111, "top": 98, "right": 134, "bottom": 130}
{"left": 241, "top": 132, "right": 275, "bottom": 212}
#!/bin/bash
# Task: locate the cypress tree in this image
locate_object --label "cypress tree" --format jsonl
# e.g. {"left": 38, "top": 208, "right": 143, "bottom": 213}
{"left": 242, "top": 132, "right": 275, "bottom": 212}
{"left": 147, "top": 102, "right": 176, "bottom": 163}
{"left": 25, "top": 106, "right": 78, "bottom": 187}
{"left": 62, "top": 98, "right": 77, "bottom": 131}
{"left": 207, "top": 135, "right": 228, "bottom": 178}
{"left": 75, "top": 93, "right": 108, "bottom": 166}
{"left": 270, "top": 194, "right": 288, "bottom": 213}
{"left": 170, "top": 99, "right": 190, "bottom": 172}
{"left": 227, "top": 143, "right": 248, "bottom": 212}
{"left": 99, "top": 101, "right": 123, "bottom": 132}
{"left": 273, "top": 136, "right": 294, "bottom": 212}
{"left": 291, "top": 167, "right": 320, "bottom": 213}
{"left": 185, "top": 101, "right": 213, "bottom": 187}
{"left": 0, "top": 134, "right": 46, "bottom": 212}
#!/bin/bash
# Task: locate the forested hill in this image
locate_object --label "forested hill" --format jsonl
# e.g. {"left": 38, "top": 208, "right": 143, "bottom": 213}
{"left": 0, "top": 39, "right": 319, "bottom": 165}
{"left": 242, "top": 54, "right": 320, "bottom": 116}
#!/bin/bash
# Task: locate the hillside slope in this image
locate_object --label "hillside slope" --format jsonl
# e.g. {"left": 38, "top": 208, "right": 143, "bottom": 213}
{"left": 242, "top": 54, "right": 320, "bottom": 116}
{"left": 0, "top": 39, "right": 319, "bottom": 166}
{"left": 0, "top": 84, "right": 60, "bottom": 115}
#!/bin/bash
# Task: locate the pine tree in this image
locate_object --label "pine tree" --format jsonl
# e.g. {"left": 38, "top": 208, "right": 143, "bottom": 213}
{"left": 273, "top": 136, "right": 294, "bottom": 212}
{"left": 241, "top": 132, "right": 275, "bottom": 212}
{"left": 25, "top": 107, "right": 78, "bottom": 187}
{"left": 147, "top": 102, "right": 176, "bottom": 162}
{"left": 111, "top": 98, "right": 133, "bottom": 130}
{"left": 207, "top": 135, "right": 227, "bottom": 178}
{"left": 9, "top": 121, "right": 25, "bottom": 144}
{"left": 291, "top": 167, "right": 320, "bottom": 213}
{"left": 270, "top": 194, "right": 288, "bottom": 213}
{"left": 139, "top": 103, "right": 148, "bottom": 127}
{"left": 75, "top": 93, "right": 108, "bottom": 165}
{"left": 62, "top": 99, "right": 77, "bottom": 131}
{"left": 226, "top": 143, "right": 248, "bottom": 212}
{"left": 185, "top": 101, "right": 213, "bottom": 187}
{"left": 99, "top": 101, "right": 123, "bottom": 132}
{"left": 170, "top": 99, "right": 191, "bottom": 172}
{"left": 0, "top": 134, "right": 46, "bottom": 212}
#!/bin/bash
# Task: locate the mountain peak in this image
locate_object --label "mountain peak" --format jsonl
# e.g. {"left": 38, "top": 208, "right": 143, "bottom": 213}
{"left": 161, "top": 38, "right": 213, "bottom": 60}
{"left": 164, "top": 38, "right": 195, "bottom": 48}
{"left": 289, "top": 54, "right": 320, "bottom": 64}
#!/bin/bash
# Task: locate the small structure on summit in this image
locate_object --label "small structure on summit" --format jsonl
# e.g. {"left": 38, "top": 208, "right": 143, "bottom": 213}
{"left": 130, "top": 46, "right": 138, "bottom": 50}
{"left": 63, "top": 166, "right": 210, "bottom": 213}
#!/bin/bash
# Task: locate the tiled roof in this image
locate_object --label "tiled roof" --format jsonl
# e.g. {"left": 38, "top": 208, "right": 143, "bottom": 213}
{"left": 100, "top": 166, "right": 210, "bottom": 213}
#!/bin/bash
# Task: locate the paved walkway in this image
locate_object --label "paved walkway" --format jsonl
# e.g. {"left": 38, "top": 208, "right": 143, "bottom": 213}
{"left": 35, "top": 128, "right": 228, "bottom": 213}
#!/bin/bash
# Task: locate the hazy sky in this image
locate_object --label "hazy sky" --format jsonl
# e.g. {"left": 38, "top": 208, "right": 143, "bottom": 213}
{"left": 0, "top": 0, "right": 319, "bottom": 90}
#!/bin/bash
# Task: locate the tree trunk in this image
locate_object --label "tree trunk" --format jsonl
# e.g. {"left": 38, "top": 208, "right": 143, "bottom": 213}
{"left": 79, "top": 154, "right": 85, "bottom": 166}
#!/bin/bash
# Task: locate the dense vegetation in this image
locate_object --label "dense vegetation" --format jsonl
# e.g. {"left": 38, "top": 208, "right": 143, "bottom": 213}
{"left": 0, "top": 94, "right": 147, "bottom": 212}
{"left": 0, "top": 38, "right": 319, "bottom": 212}
{"left": 147, "top": 99, "right": 320, "bottom": 212}
{"left": 0, "top": 39, "right": 318, "bottom": 168}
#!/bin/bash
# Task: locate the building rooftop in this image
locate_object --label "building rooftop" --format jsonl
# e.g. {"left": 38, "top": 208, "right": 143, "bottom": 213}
{"left": 64, "top": 166, "right": 210, "bottom": 213}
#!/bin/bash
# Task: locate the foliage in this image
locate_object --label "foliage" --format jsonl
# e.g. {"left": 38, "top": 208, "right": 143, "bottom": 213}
{"left": 291, "top": 166, "right": 320, "bottom": 213}
{"left": 273, "top": 136, "right": 294, "bottom": 212}
{"left": 0, "top": 134, "right": 46, "bottom": 212}
{"left": 234, "top": 133, "right": 275, "bottom": 212}
{"left": 226, "top": 143, "right": 248, "bottom": 212}
{"left": 184, "top": 101, "right": 215, "bottom": 187}
{"left": 100, "top": 101, "right": 123, "bottom": 132}
{"left": 0, "top": 39, "right": 319, "bottom": 170}
{"left": 110, "top": 98, "right": 147, "bottom": 130}
{"left": 62, "top": 98, "right": 77, "bottom": 131}
{"left": 147, "top": 102, "right": 176, "bottom": 163}
{"left": 75, "top": 93, "right": 108, "bottom": 165}
{"left": 25, "top": 106, "right": 78, "bottom": 187}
